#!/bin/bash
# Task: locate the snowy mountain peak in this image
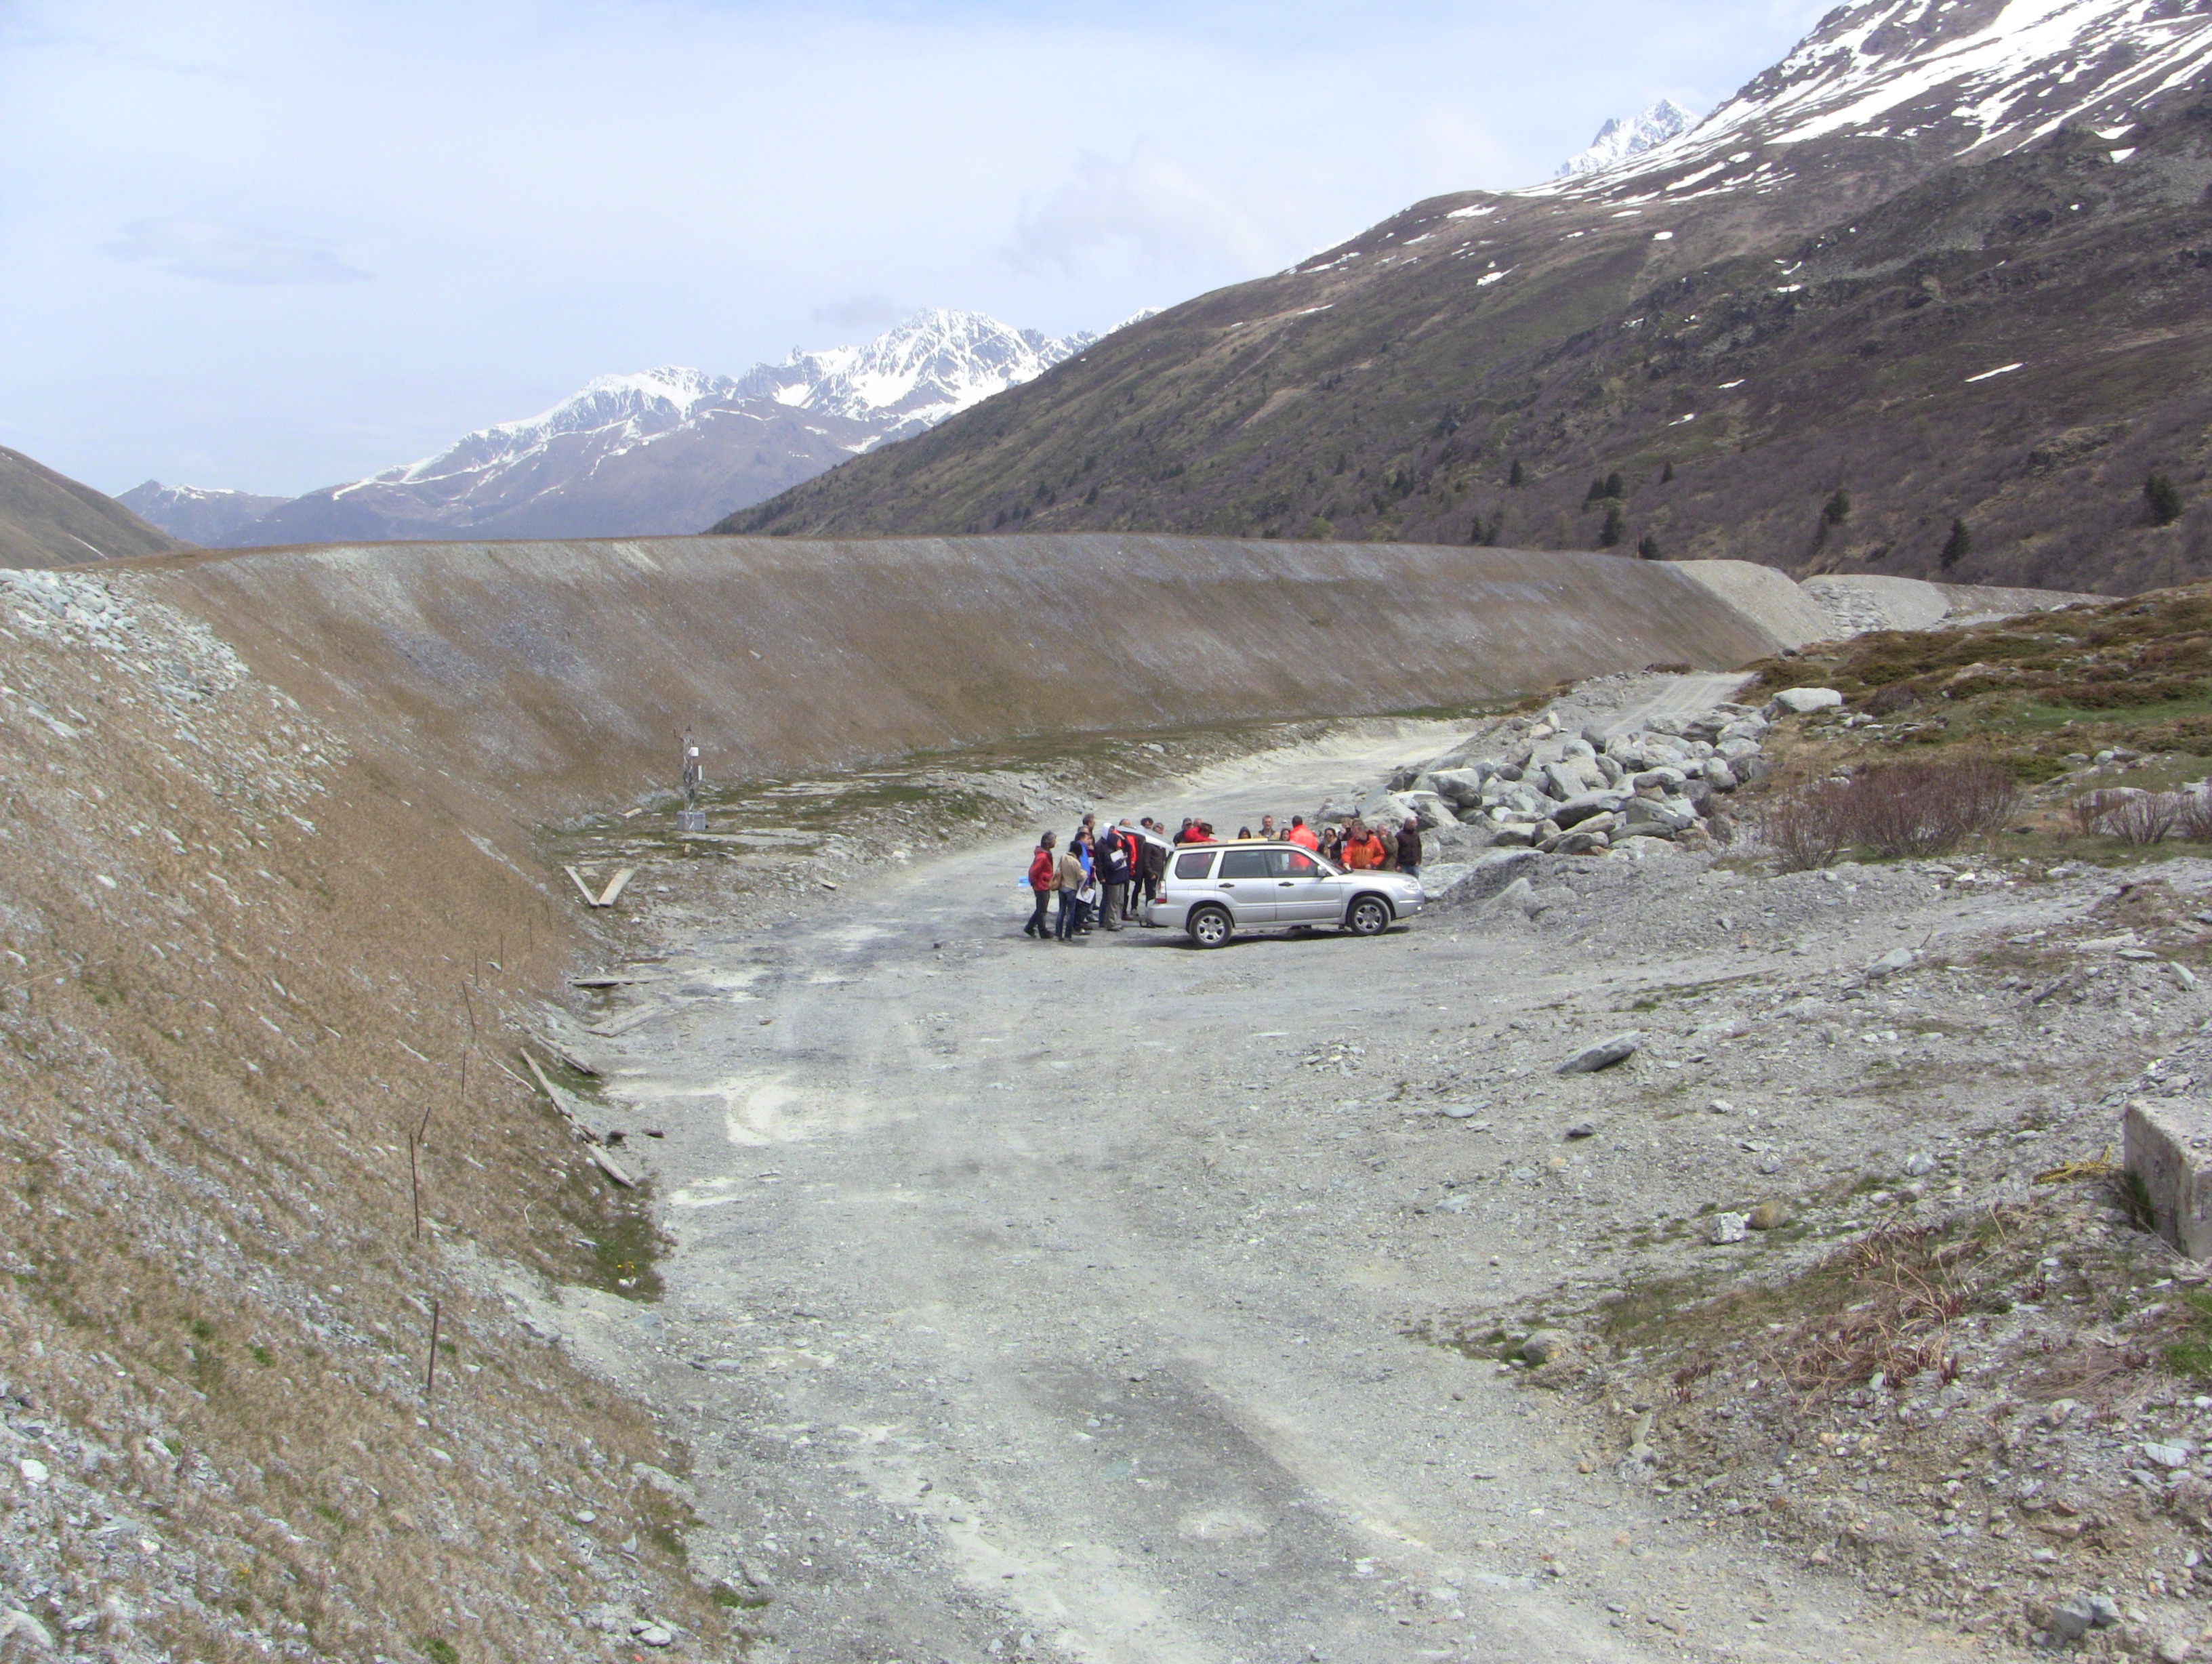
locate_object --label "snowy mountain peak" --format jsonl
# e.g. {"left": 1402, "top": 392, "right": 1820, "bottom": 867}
{"left": 200, "top": 307, "right": 1097, "bottom": 544}
{"left": 117, "top": 480, "right": 289, "bottom": 545}
{"left": 1555, "top": 100, "right": 1699, "bottom": 178}
{"left": 1544, "top": 0, "right": 2212, "bottom": 199}
{"left": 735, "top": 308, "right": 1095, "bottom": 438}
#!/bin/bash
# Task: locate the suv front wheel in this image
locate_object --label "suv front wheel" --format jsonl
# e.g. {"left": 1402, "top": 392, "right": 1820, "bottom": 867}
{"left": 1187, "top": 905, "right": 1233, "bottom": 949}
{"left": 1345, "top": 896, "right": 1392, "bottom": 937}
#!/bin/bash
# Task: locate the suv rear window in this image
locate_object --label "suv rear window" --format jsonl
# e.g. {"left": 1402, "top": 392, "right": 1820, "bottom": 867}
{"left": 1173, "top": 851, "right": 1217, "bottom": 880}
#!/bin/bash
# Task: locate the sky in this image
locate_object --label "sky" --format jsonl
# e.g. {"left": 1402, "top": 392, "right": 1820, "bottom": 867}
{"left": 0, "top": 0, "right": 1837, "bottom": 497}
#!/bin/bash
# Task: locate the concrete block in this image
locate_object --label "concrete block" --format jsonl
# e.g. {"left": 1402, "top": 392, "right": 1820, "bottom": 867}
{"left": 2125, "top": 1097, "right": 2212, "bottom": 1259}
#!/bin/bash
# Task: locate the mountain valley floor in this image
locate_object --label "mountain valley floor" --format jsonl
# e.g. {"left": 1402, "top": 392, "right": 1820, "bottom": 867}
{"left": 537, "top": 708, "right": 2212, "bottom": 1664}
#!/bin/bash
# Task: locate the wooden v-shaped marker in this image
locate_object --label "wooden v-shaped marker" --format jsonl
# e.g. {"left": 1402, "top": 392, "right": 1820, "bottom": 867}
{"left": 564, "top": 865, "right": 637, "bottom": 909}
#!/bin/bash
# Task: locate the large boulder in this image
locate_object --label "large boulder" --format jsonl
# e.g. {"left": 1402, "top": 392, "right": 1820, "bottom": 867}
{"left": 1401, "top": 791, "right": 1456, "bottom": 830}
{"left": 1767, "top": 686, "right": 1844, "bottom": 715}
{"left": 1558, "top": 1031, "right": 1643, "bottom": 1074}
{"left": 1427, "top": 768, "right": 1487, "bottom": 807}
{"left": 1357, "top": 787, "right": 1422, "bottom": 825}
{"left": 1551, "top": 791, "right": 1626, "bottom": 829}
{"left": 1622, "top": 798, "right": 1696, "bottom": 837}
{"left": 1540, "top": 760, "right": 1589, "bottom": 802}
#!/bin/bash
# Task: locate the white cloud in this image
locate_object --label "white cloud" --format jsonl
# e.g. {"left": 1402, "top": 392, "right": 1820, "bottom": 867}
{"left": 1005, "top": 144, "right": 1277, "bottom": 277}
{"left": 812, "top": 292, "right": 900, "bottom": 329}
{"left": 103, "top": 217, "right": 369, "bottom": 285}
{"left": 0, "top": 0, "right": 1845, "bottom": 495}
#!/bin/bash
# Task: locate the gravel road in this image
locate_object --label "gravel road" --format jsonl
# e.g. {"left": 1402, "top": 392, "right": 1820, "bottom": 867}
{"left": 563, "top": 720, "right": 2000, "bottom": 1664}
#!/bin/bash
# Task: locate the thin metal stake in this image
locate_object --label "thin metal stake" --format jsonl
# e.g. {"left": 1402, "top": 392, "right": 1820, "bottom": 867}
{"left": 424, "top": 1299, "right": 441, "bottom": 1398}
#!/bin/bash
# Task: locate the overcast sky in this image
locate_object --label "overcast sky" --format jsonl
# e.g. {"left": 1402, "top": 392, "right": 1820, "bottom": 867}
{"left": 0, "top": 0, "right": 1834, "bottom": 497}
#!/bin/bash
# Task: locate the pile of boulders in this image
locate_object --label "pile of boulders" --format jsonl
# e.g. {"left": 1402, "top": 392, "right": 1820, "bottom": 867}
{"left": 1334, "top": 688, "right": 1840, "bottom": 858}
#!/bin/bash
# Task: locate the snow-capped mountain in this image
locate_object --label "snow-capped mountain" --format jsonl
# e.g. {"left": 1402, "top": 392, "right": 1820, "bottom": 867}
{"left": 731, "top": 0, "right": 2212, "bottom": 600}
{"left": 1553, "top": 100, "right": 1698, "bottom": 179}
{"left": 1542, "top": 0, "right": 2212, "bottom": 201}
{"left": 118, "top": 481, "right": 288, "bottom": 545}
{"left": 736, "top": 308, "right": 1096, "bottom": 442}
{"left": 209, "top": 310, "right": 1097, "bottom": 547}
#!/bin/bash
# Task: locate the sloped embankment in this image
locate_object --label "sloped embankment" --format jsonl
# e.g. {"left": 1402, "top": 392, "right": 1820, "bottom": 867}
{"left": 122, "top": 535, "right": 1795, "bottom": 827}
{"left": 0, "top": 533, "right": 1978, "bottom": 1659}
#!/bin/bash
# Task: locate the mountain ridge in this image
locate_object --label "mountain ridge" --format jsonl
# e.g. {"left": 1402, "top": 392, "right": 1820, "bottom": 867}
{"left": 118, "top": 481, "right": 288, "bottom": 545}
{"left": 170, "top": 309, "right": 1094, "bottom": 547}
{"left": 722, "top": 0, "right": 2212, "bottom": 597}
{"left": 0, "top": 449, "right": 184, "bottom": 569}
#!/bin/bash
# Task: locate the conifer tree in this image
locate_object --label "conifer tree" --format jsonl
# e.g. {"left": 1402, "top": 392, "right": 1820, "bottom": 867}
{"left": 1940, "top": 518, "right": 1971, "bottom": 569}
{"left": 1604, "top": 471, "right": 1626, "bottom": 501}
{"left": 1823, "top": 487, "right": 1851, "bottom": 526}
{"left": 1584, "top": 477, "right": 1608, "bottom": 507}
{"left": 2148, "top": 472, "right": 2186, "bottom": 527}
{"left": 1599, "top": 504, "right": 1626, "bottom": 547}
{"left": 1637, "top": 533, "right": 1662, "bottom": 560}
{"left": 1660, "top": 461, "right": 1675, "bottom": 484}
{"left": 1509, "top": 459, "right": 1526, "bottom": 488}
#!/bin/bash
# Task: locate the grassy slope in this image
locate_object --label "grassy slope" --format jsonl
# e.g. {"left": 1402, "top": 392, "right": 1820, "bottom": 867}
{"left": 729, "top": 102, "right": 2212, "bottom": 598}
{"left": 0, "top": 446, "right": 185, "bottom": 567}
{"left": 1744, "top": 579, "right": 2212, "bottom": 787}
{"left": 0, "top": 587, "right": 724, "bottom": 1660}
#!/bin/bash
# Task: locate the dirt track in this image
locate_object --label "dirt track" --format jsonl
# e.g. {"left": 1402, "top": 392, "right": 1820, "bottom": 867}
{"left": 544, "top": 720, "right": 2015, "bottom": 1664}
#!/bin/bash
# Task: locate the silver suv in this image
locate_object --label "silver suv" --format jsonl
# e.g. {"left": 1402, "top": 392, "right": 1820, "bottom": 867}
{"left": 1143, "top": 841, "right": 1425, "bottom": 948}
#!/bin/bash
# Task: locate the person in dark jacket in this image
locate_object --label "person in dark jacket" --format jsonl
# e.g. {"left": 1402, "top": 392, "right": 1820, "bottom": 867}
{"left": 1096, "top": 823, "right": 1134, "bottom": 930}
{"left": 1139, "top": 822, "right": 1168, "bottom": 912}
{"left": 1024, "top": 832, "right": 1057, "bottom": 938}
{"left": 1395, "top": 816, "right": 1424, "bottom": 879}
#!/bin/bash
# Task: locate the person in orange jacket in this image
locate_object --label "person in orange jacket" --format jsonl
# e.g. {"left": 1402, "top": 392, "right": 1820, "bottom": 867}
{"left": 1343, "top": 820, "right": 1387, "bottom": 870}
{"left": 1285, "top": 816, "right": 1319, "bottom": 852}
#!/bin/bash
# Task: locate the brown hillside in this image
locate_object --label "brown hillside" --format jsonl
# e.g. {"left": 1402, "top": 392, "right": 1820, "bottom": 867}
{"left": 726, "top": 100, "right": 2212, "bottom": 598}
{"left": 0, "top": 447, "right": 184, "bottom": 568}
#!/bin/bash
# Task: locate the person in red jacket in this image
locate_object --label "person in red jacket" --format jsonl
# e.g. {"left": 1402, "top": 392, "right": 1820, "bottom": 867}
{"left": 1023, "top": 832, "right": 1058, "bottom": 939}
{"left": 1286, "top": 816, "right": 1319, "bottom": 852}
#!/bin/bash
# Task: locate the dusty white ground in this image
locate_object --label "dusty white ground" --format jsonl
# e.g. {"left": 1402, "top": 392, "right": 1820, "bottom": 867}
{"left": 532, "top": 711, "right": 2200, "bottom": 1664}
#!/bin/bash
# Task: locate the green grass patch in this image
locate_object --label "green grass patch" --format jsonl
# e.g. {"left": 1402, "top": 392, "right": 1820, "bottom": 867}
{"left": 2167, "top": 1289, "right": 2212, "bottom": 1379}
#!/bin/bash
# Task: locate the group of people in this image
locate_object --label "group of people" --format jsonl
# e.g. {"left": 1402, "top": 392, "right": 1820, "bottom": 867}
{"left": 1023, "top": 814, "right": 1172, "bottom": 941}
{"left": 1022, "top": 810, "right": 1423, "bottom": 941}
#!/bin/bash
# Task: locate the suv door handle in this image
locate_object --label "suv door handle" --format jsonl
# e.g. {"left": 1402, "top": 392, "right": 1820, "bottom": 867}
{"left": 1278, "top": 881, "right": 1295, "bottom": 887}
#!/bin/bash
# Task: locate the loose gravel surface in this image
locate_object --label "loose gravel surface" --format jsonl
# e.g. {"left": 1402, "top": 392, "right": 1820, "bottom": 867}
{"left": 533, "top": 707, "right": 2212, "bottom": 1664}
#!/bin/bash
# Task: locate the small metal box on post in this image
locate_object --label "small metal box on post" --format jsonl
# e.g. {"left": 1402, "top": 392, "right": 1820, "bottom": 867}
{"left": 676, "top": 728, "right": 707, "bottom": 833}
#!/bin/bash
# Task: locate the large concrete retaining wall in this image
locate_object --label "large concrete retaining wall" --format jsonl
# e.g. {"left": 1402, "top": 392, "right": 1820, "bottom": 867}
{"left": 118, "top": 535, "right": 1794, "bottom": 817}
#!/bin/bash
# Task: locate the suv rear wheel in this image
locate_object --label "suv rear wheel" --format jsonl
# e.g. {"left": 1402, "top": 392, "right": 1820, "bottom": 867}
{"left": 1346, "top": 896, "right": 1391, "bottom": 937}
{"left": 1188, "top": 905, "right": 1233, "bottom": 949}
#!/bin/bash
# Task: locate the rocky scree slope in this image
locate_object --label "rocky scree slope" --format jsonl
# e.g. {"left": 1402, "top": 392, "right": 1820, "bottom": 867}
{"left": 0, "top": 449, "right": 182, "bottom": 570}
{"left": 205, "top": 311, "right": 1095, "bottom": 547}
{"left": 0, "top": 568, "right": 736, "bottom": 1663}
{"left": 1296, "top": 665, "right": 2212, "bottom": 1652}
{"left": 729, "top": 0, "right": 2212, "bottom": 597}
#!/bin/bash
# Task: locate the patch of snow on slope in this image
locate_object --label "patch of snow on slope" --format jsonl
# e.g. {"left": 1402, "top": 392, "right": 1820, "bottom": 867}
{"left": 1681, "top": 0, "right": 2212, "bottom": 165}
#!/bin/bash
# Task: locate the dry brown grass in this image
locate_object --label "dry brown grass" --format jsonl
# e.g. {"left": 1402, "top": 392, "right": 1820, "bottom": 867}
{"left": 1759, "top": 759, "right": 2022, "bottom": 868}
{"left": 0, "top": 604, "right": 720, "bottom": 1660}
{"left": 1769, "top": 1226, "right": 1977, "bottom": 1402}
